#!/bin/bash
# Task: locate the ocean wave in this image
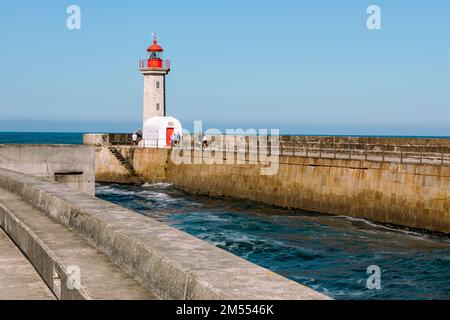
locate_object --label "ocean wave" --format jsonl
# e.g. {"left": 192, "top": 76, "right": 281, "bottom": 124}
{"left": 142, "top": 182, "right": 173, "bottom": 188}
{"left": 137, "top": 190, "right": 171, "bottom": 198}
{"left": 335, "top": 215, "right": 426, "bottom": 237}
{"left": 96, "top": 185, "right": 136, "bottom": 196}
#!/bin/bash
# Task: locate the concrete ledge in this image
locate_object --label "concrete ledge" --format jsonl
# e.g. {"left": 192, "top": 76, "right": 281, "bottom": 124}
{"left": 0, "top": 229, "right": 55, "bottom": 300}
{"left": 0, "top": 167, "right": 329, "bottom": 300}
{"left": 0, "top": 198, "right": 89, "bottom": 300}
{"left": 0, "top": 144, "right": 95, "bottom": 195}
{"left": 0, "top": 189, "right": 156, "bottom": 300}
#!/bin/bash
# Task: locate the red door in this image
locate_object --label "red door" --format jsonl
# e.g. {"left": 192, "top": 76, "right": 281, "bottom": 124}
{"left": 166, "top": 127, "right": 174, "bottom": 146}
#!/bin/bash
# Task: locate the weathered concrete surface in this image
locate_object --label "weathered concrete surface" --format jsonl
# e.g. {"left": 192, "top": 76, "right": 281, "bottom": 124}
{"left": 129, "top": 147, "right": 168, "bottom": 183}
{"left": 94, "top": 146, "right": 133, "bottom": 184}
{"left": 0, "top": 145, "right": 95, "bottom": 195}
{"left": 0, "top": 188, "right": 157, "bottom": 300}
{"left": 0, "top": 167, "right": 329, "bottom": 300}
{"left": 0, "top": 228, "right": 55, "bottom": 300}
{"left": 91, "top": 144, "right": 450, "bottom": 234}
{"left": 94, "top": 146, "right": 168, "bottom": 184}
{"left": 83, "top": 134, "right": 108, "bottom": 147}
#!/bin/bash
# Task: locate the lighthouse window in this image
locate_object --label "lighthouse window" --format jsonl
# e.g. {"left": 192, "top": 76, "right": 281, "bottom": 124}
{"left": 156, "top": 103, "right": 160, "bottom": 111}
{"left": 156, "top": 81, "right": 160, "bottom": 89}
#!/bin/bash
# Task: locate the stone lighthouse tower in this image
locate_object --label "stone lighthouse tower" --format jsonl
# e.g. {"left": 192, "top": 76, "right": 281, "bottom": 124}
{"left": 140, "top": 35, "right": 170, "bottom": 124}
{"left": 139, "top": 35, "right": 182, "bottom": 148}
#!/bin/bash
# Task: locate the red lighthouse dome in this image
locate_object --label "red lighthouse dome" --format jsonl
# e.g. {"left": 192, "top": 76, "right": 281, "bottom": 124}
{"left": 147, "top": 35, "right": 163, "bottom": 68}
{"left": 147, "top": 39, "right": 163, "bottom": 53}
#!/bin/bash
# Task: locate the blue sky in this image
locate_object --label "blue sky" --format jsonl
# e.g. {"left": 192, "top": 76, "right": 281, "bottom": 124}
{"left": 0, "top": 1, "right": 449, "bottom": 135}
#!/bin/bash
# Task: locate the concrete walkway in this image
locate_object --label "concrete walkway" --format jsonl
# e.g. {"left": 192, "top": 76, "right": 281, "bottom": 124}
{"left": 0, "top": 228, "right": 55, "bottom": 300}
{"left": 0, "top": 188, "right": 158, "bottom": 300}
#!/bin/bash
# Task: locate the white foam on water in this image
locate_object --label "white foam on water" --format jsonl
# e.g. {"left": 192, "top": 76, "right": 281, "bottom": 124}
{"left": 201, "top": 213, "right": 230, "bottom": 223}
{"left": 138, "top": 190, "right": 170, "bottom": 198}
{"left": 142, "top": 182, "right": 173, "bottom": 188}
{"left": 335, "top": 215, "right": 425, "bottom": 236}
{"left": 95, "top": 185, "right": 136, "bottom": 196}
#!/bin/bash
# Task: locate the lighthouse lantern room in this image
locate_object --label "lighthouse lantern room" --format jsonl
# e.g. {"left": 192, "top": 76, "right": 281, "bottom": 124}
{"left": 147, "top": 38, "right": 163, "bottom": 68}
{"left": 139, "top": 35, "right": 182, "bottom": 148}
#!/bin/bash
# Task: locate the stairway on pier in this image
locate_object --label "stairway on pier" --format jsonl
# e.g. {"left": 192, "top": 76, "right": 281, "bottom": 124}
{"left": 108, "top": 146, "right": 145, "bottom": 184}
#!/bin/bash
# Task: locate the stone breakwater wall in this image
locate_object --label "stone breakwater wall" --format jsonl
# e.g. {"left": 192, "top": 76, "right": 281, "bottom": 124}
{"left": 94, "top": 146, "right": 168, "bottom": 184}
{"left": 167, "top": 152, "right": 450, "bottom": 234}
{"left": 87, "top": 135, "right": 450, "bottom": 234}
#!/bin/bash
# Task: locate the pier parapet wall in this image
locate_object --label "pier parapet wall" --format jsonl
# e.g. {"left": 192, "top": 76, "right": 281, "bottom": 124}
{"left": 0, "top": 144, "right": 95, "bottom": 195}
{"left": 0, "top": 167, "right": 328, "bottom": 300}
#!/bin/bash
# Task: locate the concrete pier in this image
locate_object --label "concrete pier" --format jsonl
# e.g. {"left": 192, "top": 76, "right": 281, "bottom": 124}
{"left": 0, "top": 166, "right": 328, "bottom": 300}
{"left": 0, "top": 188, "right": 156, "bottom": 300}
{"left": 87, "top": 135, "right": 450, "bottom": 235}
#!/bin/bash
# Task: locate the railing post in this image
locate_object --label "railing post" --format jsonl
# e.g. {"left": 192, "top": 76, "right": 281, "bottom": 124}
{"left": 305, "top": 137, "right": 309, "bottom": 157}
{"left": 364, "top": 143, "right": 367, "bottom": 161}
{"left": 319, "top": 140, "right": 322, "bottom": 158}
{"left": 333, "top": 137, "right": 337, "bottom": 159}
{"left": 349, "top": 143, "right": 351, "bottom": 160}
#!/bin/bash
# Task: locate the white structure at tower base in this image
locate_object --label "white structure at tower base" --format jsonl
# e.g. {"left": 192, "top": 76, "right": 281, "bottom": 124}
{"left": 142, "top": 116, "right": 182, "bottom": 148}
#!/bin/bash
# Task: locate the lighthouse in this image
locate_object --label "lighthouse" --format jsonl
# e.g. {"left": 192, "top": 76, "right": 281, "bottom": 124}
{"left": 139, "top": 35, "right": 182, "bottom": 148}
